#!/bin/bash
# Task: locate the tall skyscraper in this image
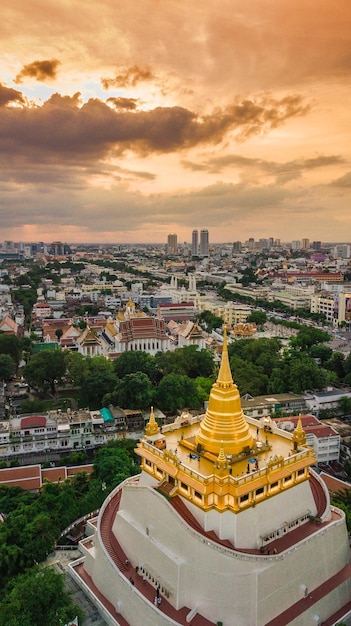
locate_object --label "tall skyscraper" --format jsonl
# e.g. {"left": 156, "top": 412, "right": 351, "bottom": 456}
{"left": 167, "top": 233, "right": 178, "bottom": 255}
{"left": 301, "top": 238, "right": 310, "bottom": 250}
{"left": 200, "top": 229, "right": 209, "bottom": 256}
{"left": 191, "top": 229, "right": 198, "bottom": 256}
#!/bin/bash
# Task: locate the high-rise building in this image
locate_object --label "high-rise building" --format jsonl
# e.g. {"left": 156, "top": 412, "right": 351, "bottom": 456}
{"left": 71, "top": 329, "right": 351, "bottom": 626}
{"left": 199, "top": 229, "right": 209, "bottom": 256}
{"left": 167, "top": 233, "right": 178, "bottom": 255}
{"left": 191, "top": 229, "right": 198, "bottom": 256}
{"left": 301, "top": 238, "right": 310, "bottom": 250}
{"left": 232, "top": 241, "right": 242, "bottom": 254}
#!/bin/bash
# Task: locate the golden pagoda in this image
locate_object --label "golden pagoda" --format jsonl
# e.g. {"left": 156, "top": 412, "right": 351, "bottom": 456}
{"left": 195, "top": 326, "right": 254, "bottom": 455}
{"left": 137, "top": 325, "right": 316, "bottom": 517}
{"left": 76, "top": 321, "right": 351, "bottom": 626}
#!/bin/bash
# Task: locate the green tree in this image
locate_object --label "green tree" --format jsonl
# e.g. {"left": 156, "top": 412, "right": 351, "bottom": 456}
{"left": 23, "top": 349, "right": 66, "bottom": 397}
{"left": 81, "top": 368, "right": 117, "bottom": 407}
{"left": 228, "top": 337, "right": 282, "bottom": 378}
{"left": 107, "top": 372, "right": 154, "bottom": 410}
{"left": 290, "top": 327, "right": 331, "bottom": 352}
{"left": 55, "top": 328, "right": 63, "bottom": 342}
{"left": 93, "top": 440, "right": 137, "bottom": 490}
{"left": 195, "top": 376, "right": 213, "bottom": 404}
{"left": 64, "top": 351, "right": 90, "bottom": 386}
{"left": 229, "top": 356, "right": 269, "bottom": 396}
{"left": 247, "top": 311, "right": 267, "bottom": 327}
{"left": 338, "top": 396, "right": 351, "bottom": 417}
{"left": 155, "top": 345, "right": 214, "bottom": 379}
{"left": 288, "top": 357, "right": 328, "bottom": 394}
{"left": 197, "top": 310, "right": 223, "bottom": 332}
{"left": 113, "top": 350, "right": 158, "bottom": 383}
{"left": 268, "top": 365, "right": 291, "bottom": 394}
{"left": 309, "top": 344, "right": 333, "bottom": 366}
{"left": 0, "top": 354, "right": 16, "bottom": 381}
{"left": 179, "top": 345, "right": 214, "bottom": 378}
{"left": 0, "top": 334, "right": 22, "bottom": 369}
{"left": 156, "top": 373, "right": 200, "bottom": 412}
{"left": 326, "top": 351, "right": 345, "bottom": 381}
{"left": 0, "top": 566, "right": 83, "bottom": 626}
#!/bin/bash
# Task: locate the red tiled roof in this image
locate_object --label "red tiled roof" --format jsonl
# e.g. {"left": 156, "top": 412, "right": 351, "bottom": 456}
{"left": 67, "top": 464, "right": 93, "bottom": 477}
{"left": 42, "top": 468, "right": 68, "bottom": 482}
{"left": 0, "top": 464, "right": 93, "bottom": 491}
{"left": 320, "top": 472, "right": 351, "bottom": 494}
{"left": 158, "top": 302, "right": 194, "bottom": 308}
{"left": 20, "top": 415, "right": 46, "bottom": 429}
{"left": 274, "top": 415, "right": 338, "bottom": 438}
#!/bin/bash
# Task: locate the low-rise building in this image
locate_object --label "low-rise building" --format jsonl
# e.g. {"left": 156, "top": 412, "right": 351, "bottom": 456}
{"left": 304, "top": 388, "right": 351, "bottom": 416}
{"left": 0, "top": 407, "right": 143, "bottom": 465}
{"left": 273, "top": 414, "right": 340, "bottom": 464}
{"left": 241, "top": 392, "right": 307, "bottom": 419}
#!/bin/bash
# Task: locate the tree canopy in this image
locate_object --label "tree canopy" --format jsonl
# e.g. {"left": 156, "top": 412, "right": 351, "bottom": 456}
{"left": 0, "top": 565, "right": 83, "bottom": 626}
{"left": 155, "top": 373, "right": 200, "bottom": 412}
{"left": 23, "top": 349, "right": 66, "bottom": 397}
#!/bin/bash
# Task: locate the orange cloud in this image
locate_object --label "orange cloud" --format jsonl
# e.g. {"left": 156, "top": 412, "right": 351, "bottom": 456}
{"left": 0, "top": 83, "right": 25, "bottom": 107}
{"left": 15, "top": 59, "right": 61, "bottom": 84}
{"left": 102, "top": 65, "right": 155, "bottom": 89}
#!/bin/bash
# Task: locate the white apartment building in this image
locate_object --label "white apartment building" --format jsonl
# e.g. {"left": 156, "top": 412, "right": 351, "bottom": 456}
{"left": 274, "top": 415, "right": 340, "bottom": 464}
{"left": 0, "top": 408, "right": 128, "bottom": 463}
{"left": 311, "top": 289, "right": 351, "bottom": 326}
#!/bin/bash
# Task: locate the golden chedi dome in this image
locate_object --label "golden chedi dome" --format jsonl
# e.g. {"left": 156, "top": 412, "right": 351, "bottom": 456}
{"left": 195, "top": 327, "right": 253, "bottom": 456}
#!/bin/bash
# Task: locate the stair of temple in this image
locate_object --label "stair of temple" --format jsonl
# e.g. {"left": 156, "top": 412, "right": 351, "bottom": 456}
{"left": 100, "top": 490, "right": 128, "bottom": 572}
{"left": 171, "top": 496, "right": 234, "bottom": 549}
{"left": 157, "top": 480, "right": 175, "bottom": 497}
{"left": 309, "top": 474, "right": 328, "bottom": 518}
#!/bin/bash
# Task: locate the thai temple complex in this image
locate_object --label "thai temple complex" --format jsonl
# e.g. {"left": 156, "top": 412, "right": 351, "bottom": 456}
{"left": 70, "top": 329, "right": 351, "bottom": 625}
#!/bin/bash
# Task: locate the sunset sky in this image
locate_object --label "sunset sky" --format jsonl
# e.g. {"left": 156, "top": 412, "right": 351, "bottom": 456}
{"left": 1, "top": 0, "right": 351, "bottom": 245}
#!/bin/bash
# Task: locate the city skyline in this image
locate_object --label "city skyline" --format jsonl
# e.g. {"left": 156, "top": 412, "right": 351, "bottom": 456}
{"left": 1, "top": 1, "right": 351, "bottom": 244}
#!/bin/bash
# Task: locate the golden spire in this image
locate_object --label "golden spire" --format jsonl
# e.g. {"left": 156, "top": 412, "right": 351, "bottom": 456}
{"left": 145, "top": 407, "right": 160, "bottom": 437}
{"left": 292, "top": 416, "right": 306, "bottom": 450}
{"left": 195, "top": 326, "right": 253, "bottom": 455}
{"left": 215, "top": 441, "right": 229, "bottom": 475}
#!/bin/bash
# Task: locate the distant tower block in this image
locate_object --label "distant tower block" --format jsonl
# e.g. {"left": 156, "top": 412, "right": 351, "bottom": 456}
{"left": 167, "top": 233, "right": 178, "bottom": 255}
{"left": 200, "top": 229, "right": 209, "bottom": 256}
{"left": 192, "top": 229, "right": 198, "bottom": 256}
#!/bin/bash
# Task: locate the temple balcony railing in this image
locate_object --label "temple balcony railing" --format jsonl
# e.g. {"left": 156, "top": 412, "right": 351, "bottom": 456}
{"left": 137, "top": 439, "right": 315, "bottom": 496}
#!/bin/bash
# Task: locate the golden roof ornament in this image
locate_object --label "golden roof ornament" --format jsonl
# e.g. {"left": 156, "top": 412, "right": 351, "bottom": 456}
{"left": 292, "top": 416, "right": 306, "bottom": 450}
{"left": 145, "top": 407, "right": 160, "bottom": 437}
{"left": 215, "top": 441, "right": 229, "bottom": 475}
{"left": 195, "top": 325, "right": 253, "bottom": 455}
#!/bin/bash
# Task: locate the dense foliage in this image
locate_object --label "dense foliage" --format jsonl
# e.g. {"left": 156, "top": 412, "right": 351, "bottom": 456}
{"left": 0, "top": 439, "right": 138, "bottom": 623}
{"left": 19, "top": 320, "right": 351, "bottom": 413}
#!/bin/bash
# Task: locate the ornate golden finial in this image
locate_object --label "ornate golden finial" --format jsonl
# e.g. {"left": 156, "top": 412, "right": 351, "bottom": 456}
{"left": 292, "top": 416, "right": 306, "bottom": 450}
{"left": 195, "top": 325, "right": 253, "bottom": 456}
{"left": 145, "top": 406, "right": 160, "bottom": 437}
{"left": 217, "top": 325, "right": 233, "bottom": 387}
{"left": 215, "top": 441, "right": 228, "bottom": 472}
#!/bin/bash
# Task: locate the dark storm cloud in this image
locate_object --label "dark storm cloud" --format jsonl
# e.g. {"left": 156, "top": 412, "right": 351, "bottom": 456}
{"left": 101, "top": 65, "right": 155, "bottom": 89}
{"left": 0, "top": 91, "right": 310, "bottom": 169}
{"left": 0, "top": 83, "right": 25, "bottom": 107}
{"left": 107, "top": 97, "right": 139, "bottom": 110}
{"left": 14, "top": 59, "right": 61, "bottom": 83}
